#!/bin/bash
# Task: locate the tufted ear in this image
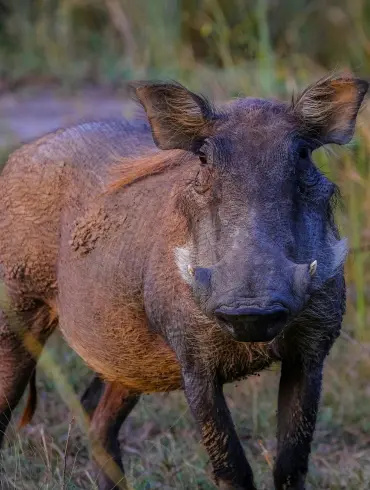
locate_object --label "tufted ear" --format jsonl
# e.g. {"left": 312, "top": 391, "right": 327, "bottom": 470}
{"left": 293, "top": 75, "right": 369, "bottom": 145}
{"left": 132, "top": 81, "right": 216, "bottom": 151}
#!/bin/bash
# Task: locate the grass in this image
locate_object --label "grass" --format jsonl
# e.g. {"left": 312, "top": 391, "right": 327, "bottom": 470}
{"left": 1, "top": 82, "right": 370, "bottom": 490}
{"left": 1, "top": 75, "right": 370, "bottom": 489}
{"left": 1, "top": 1, "right": 370, "bottom": 91}
{"left": 1, "top": 2, "right": 370, "bottom": 487}
{"left": 1, "top": 333, "right": 370, "bottom": 489}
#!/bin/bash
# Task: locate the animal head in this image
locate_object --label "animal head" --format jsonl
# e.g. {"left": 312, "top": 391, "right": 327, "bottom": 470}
{"left": 134, "top": 74, "right": 368, "bottom": 342}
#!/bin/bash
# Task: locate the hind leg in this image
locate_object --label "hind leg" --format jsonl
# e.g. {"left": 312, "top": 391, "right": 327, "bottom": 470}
{"left": 81, "top": 375, "right": 105, "bottom": 418}
{"left": 89, "top": 382, "right": 139, "bottom": 490}
{"left": 0, "top": 303, "right": 56, "bottom": 448}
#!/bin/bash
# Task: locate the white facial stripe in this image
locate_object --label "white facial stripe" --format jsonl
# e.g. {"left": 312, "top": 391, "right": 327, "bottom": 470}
{"left": 331, "top": 238, "right": 348, "bottom": 273}
{"left": 174, "top": 245, "right": 193, "bottom": 284}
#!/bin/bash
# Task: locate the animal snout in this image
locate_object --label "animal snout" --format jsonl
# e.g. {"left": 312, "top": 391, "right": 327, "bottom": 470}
{"left": 214, "top": 304, "right": 289, "bottom": 343}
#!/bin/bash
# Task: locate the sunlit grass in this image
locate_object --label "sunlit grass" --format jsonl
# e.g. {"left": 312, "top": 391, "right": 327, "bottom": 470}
{"left": 1, "top": 333, "right": 369, "bottom": 489}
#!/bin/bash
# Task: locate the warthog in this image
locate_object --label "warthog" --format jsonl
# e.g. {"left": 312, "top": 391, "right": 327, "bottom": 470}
{"left": 0, "top": 74, "right": 367, "bottom": 490}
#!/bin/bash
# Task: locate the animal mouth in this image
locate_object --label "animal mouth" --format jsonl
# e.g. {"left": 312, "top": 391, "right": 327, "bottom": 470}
{"left": 214, "top": 304, "right": 289, "bottom": 343}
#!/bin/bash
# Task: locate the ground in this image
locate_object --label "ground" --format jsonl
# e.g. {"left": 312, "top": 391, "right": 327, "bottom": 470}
{"left": 2, "top": 333, "right": 370, "bottom": 490}
{"left": 0, "top": 91, "right": 369, "bottom": 490}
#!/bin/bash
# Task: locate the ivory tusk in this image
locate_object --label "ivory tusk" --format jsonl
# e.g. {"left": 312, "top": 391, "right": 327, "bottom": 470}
{"left": 188, "top": 264, "right": 195, "bottom": 277}
{"left": 309, "top": 260, "right": 317, "bottom": 276}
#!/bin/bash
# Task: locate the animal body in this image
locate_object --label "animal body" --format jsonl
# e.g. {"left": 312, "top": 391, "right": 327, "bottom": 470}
{"left": 0, "top": 74, "right": 367, "bottom": 490}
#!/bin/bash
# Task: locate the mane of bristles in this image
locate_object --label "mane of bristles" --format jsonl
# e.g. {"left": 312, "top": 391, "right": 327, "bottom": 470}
{"left": 108, "top": 149, "right": 191, "bottom": 193}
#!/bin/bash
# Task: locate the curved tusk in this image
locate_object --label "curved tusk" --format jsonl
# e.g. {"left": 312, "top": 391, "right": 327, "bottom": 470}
{"left": 187, "top": 264, "right": 195, "bottom": 277}
{"left": 309, "top": 260, "right": 317, "bottom": 276}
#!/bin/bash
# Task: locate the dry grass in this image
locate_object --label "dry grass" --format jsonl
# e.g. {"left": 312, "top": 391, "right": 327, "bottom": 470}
{"left": 0, "top": 90, "right": 370, "bottom": 487}
{"left": 0, "top": 332, "right": 370, "bottom": 490}
{"left": 1, "top": 96, "right": 370, "bottom": 489}
{"left": 1, "top": 18, "right": 370, "bottom": 481}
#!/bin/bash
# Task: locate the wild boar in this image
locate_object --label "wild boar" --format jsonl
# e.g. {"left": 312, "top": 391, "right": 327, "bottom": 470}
{"left": 0, "top": 74, "right": 367, "bottom": 489}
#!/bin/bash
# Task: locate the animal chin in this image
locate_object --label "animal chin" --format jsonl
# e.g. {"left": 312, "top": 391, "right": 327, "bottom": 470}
{"left": 217, "top": 317, "right": 287, "bottom": 343}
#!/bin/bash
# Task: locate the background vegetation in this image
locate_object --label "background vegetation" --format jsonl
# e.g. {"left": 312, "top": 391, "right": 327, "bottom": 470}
{"left": 1, "top": 0, "right": 370, "bottom": 94}
{"left": 0, "top": 1, "right": 370, "bottom": 489}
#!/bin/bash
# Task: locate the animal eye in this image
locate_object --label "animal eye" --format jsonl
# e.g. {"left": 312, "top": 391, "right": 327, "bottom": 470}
{"left": 198, "top": 151, "right": 207, "bottom": 165}
{"left": 298, "top": 146, "right": 310, "bottom": 160}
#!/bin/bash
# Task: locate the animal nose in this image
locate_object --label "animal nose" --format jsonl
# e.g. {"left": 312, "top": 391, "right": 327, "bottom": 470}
{"left": 214, "top": 304, "right": 289, "bottom": 342}
{"left": 215, "top": 304, "right": 289, "bottom": 322}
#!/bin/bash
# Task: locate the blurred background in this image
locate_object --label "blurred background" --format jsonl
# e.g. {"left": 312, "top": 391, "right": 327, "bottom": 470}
{"left": 1, "top": 1, "right": 370, "bottom": 489}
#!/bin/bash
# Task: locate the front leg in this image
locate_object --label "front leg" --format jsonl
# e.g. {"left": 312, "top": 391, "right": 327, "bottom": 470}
{"left": 183, "top": 370, "right": 256, "bottom": 490}
{"left": 273, "top": 357, "right": 323, "bottom": 490}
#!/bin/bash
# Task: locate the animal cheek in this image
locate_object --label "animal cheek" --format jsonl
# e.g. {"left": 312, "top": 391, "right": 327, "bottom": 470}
{"left": 174, "top": 243, "right": 194, "bottom": 284}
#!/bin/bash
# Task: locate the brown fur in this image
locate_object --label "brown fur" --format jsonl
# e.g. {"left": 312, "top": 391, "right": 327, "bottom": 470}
{"left": 69, "top": 206, "right": 119, "bottom": 256}
{"left": 292, "top": 73, "right": 367, "bottom": 141}
{"left": 89, "top": 382, "right": 138, "bottom": 489}
{"left": 0, "top": 74, "right": 366, "bottom": 489}
{"left": 133, "top": 82, "right": 216, "bottom": 150}
{"left": 107, "top": 148, "right": 187, "bottom": 192}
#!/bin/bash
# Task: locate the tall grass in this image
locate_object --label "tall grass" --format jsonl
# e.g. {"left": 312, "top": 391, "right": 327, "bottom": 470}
{"left": 1, "top": 1, "right": 370, "bottom": 339}
{"left": 1, "top": 0, "right": 370, "bottom": 86}
{"left": 312, "top": 119, "right": 370, "bottom": 340}
{"left": 0, "top": 3, "right": 370, "bottom": 488}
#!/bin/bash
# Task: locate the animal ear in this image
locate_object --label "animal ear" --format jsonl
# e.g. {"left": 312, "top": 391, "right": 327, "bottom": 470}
{"left": 293, "top": 75, "right": 369, "bottom": 145}
{"left": 132, "top": 81, "right": 216, "bottom": 151}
